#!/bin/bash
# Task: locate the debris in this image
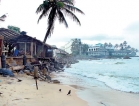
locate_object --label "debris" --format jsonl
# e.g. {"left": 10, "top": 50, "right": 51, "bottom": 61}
{"left": 0, "top": 69, "right": 14, "bottom": 77}
{"left": 52, "top": 80, "right": 60, "bottom": 84}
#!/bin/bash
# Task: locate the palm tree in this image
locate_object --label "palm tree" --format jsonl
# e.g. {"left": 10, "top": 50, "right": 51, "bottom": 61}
{"left": 104, "top": 42, "right": 108, "bottom": 48}
{"left": 127, "top": 45, "right": 131, "bottom": 49}
{"left": 119, "top": 43, "right": 123, "bottom": 50}
{"left": 36, "top": 0, "right": 84, "bottom": 43}
{"left": 114, "top": 44, "right": 118, "bottom": 50}
{"left": 123, "top": 41, "right": 127, "bottom": 49}
{"left": 108, "top": 43, "right": 112, "bottom": 48}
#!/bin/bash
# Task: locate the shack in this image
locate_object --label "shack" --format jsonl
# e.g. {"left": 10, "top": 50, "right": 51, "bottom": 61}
{"left": 0, "top": 28, "right": 57, "bottom": 65}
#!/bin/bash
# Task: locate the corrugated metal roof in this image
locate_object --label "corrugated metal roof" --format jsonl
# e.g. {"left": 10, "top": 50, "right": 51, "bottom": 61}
{"left": 0, "top": 28, "right": 20, "bottom": 41}
{"left": 0, "top": 28, "right": 57, "bottom": 49}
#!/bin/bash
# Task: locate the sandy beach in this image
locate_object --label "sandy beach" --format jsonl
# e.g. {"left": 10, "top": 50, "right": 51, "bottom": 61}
{"left": 1, "top": 73, "right": 139, "bottom": 106}
{"left": 0, "top": 74, "right": 87, "bottom": 106}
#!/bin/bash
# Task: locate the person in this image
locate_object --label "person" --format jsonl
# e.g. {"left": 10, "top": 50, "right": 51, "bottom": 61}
{"left": 13, "top": 47, "right": 19, "bottom": 57}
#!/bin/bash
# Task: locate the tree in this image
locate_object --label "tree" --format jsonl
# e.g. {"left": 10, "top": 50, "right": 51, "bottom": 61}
{"left": 8, "top": 25, "right": 20, "bottom": 34}
{"left": 123, "top": 41, "right": 127, "bottom": 49}
{"left": 71, "top": 38, "right": 81, "bottom": 56}
{"left": 119, "top": 43, "right": 123, "bottom": 50}
{"left": 114, "top": 44, "right": 118, "bottom": 48}
{"left": 104, "top": 42, "right": 108, "bottom": 48}
{"left": 82, "top": 44, "right": 89, "bottom": 55}
{"left": 108, "top": 43, "right": 112, "bottom": 48}
{"left": 127, "top": 45, "right": 131, "bottom": 49}
{"left": 36, "top": 0, "right": 84, "bottom": 43}
{"left": 131, "top": 48, "right": 135, "bottom": 52}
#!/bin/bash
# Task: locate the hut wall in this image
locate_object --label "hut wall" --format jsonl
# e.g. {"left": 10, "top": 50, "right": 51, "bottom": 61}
{"left": 17, "top": 42, "right": 31, "bottom": 56}
{"left": 0, "top": 36, "right": 4, "bottom": 56}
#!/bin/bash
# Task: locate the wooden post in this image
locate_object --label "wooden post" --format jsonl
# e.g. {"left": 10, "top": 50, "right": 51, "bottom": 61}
{"left": 35, "top": 43, "right": 36, "bottom": 55}
{"left": 31, "top": 42, "right": 33, "bottom": 57}
{"left": 25, "top": 43, "right": 26, "bottom": 55}
{"left": 0, "top": 36, "right": 4, "bottom": 68}
{"left": 0, "top": 36, "right": 4, "bottom": 56}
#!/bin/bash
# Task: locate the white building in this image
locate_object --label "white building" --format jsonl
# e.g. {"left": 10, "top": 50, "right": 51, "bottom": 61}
{"left": 88, "top": 43, "right": 136, "bottom": 57}
{"left": 88, "top": 43, "right": 109, "bottom": 57}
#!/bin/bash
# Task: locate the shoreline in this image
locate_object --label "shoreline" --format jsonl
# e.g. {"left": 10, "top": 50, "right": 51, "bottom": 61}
{"left": 53, "top": 71, "right": 139, "bottom": 106}
{"left": 62, "top": 82, "right": 139, "bottom": 106}
{"left": 0, "top": 74, "right": 88, "bottom": 106}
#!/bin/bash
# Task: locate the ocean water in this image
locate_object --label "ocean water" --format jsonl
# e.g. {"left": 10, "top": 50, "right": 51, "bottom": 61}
{"left": 53, "top": 57, "right": 139, "bottom": 105}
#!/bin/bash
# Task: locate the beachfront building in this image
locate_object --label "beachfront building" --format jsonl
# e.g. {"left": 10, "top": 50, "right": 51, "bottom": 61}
{"left": 88, "top": 43, "right": 109, "bottom": 57}
{"left": 88, "top": 43, "right": 137, "bottom": 57}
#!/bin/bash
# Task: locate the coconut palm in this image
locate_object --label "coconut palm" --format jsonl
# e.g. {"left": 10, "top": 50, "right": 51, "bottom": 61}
{"left": 119, "top": 43, "right": 123, "bottom": 50}
{"left": 104, "top": 42, "right": 108, "bottom": 48}
{"left": 36, "top": 0, "right": 84, "bottom": 43}
{"left": 108, "top": 43, "right": 112, "bottom": 48}
{"left": 123, "top": 41, "right": 127, "bottom": 49}
{"left": 114, "top": 44, "right": 118, "bottom": 50}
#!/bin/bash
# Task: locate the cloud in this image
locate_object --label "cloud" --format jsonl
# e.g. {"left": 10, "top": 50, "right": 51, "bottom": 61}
{"left": 124, "top": 21, "right": 139, "bottom": 34}
{"left": 121, "top": 21, "right": 139, "bottom": 50}
{"left": 81, "top": 34, "right": 124, "bottom": 41}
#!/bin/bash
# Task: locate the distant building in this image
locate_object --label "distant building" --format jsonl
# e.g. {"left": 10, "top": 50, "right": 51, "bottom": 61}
{"left": 88, "top": 43, "right": 109, "bottom": 57}
{"left": 88, "top": 43, "right": 137, "bottom": 57}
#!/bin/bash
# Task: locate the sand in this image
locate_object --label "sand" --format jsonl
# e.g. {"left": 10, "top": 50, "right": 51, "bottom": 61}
{"left": 78, "top": 86, "right": 139, "bottom": 106}
{"left": 1, "top": 74, "right": 139, "bottom": 106}
{"left": 0, "top": 75, "right": 87, "bottom": 106}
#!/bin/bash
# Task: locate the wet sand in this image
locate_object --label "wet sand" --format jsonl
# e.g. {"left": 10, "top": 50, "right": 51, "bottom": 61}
{"left": 77, "top": 86, "right": 139, "bottom": 106}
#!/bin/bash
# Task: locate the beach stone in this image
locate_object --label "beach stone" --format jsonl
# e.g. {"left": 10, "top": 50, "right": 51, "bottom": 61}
{"left": 52, "top": 80, "right": 60, "bottom": 83}
{"left": 123, "top": 56, "right": 131, "bottom": 59}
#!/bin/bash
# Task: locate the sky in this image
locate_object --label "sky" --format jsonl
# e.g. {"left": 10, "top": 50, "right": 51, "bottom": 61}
{"left": 0, "top": 0, "right": 139, "bottom": 49}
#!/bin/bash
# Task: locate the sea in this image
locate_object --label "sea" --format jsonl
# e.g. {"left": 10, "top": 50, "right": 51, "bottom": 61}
{"left": 53, "top": 57, "right": 139, "bottom": 105}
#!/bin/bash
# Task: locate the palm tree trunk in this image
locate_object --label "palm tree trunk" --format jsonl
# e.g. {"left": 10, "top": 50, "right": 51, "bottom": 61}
{"left": 43, "top": 34, "right": 47, "bottom": 43}
{"left": 43, "top": 24, "right": 52, "bottom": 43}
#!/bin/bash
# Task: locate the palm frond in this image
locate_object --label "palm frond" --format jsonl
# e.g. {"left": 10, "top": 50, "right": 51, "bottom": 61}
{"left": 64, "top": 4, "right": 84, "bottom": 14}
{"left": 57, "top": 2, "right": 65, "bottom": 8}
{"left": 37, "top": 10, "right": 46, "bottom": 23}
{"left": 63, "top": 8, "right": 81, "bottom": 25}
{"left": 59, "top": 0, "right": 74, "bottom": 5}
{"left": 37, "top": 4, "right": 51, "bottom": 23}
{"left": 57, "top": 10, "right": 68, "bottom": 27}
{"left": 36, "top": 4, "right": 44, "bottom": 14}
{"left": 36, "top": 1, "right": 49, "bottom": 13}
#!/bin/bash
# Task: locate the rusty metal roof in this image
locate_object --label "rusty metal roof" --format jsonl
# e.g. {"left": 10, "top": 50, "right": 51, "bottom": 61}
{"left": 0, "top": 28, "right": 57, "bottom": 49}
{"left": 0, "top": 28, "right": 20, "bottom": 41}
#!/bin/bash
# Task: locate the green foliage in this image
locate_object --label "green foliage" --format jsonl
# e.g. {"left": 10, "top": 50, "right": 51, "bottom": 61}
{"left": 82, "top": 44, "right": 89, "bottom": 55}
{"left": 8, "top": 25, "right": 20, "bottom": 34}
{"left": 71, "top": 39, "right": 81, "bottom": 56}
{"left": 57, "top": 2, "right": 64, "bottom": 7}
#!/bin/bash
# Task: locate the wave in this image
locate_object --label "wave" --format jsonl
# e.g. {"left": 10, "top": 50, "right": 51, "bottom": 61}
{"left": 64, "top": 58, "right": 139, "bottom": 93}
